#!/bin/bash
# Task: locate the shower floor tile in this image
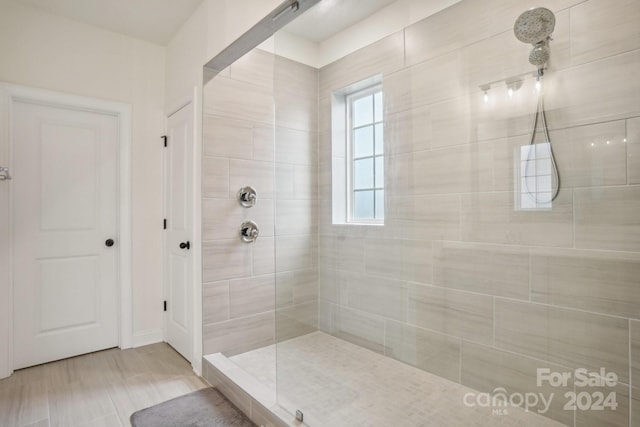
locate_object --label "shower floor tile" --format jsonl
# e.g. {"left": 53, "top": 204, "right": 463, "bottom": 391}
{"left": 229, "top": 332, "right": 565, "bottom": 427}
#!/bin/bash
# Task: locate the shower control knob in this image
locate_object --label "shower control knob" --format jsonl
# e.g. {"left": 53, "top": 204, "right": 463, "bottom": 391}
{"left": 240, "top": 221, "right": 259, "bottom": 243}
{"left": 237, "top": 185, "right": 257, "bottom": 208}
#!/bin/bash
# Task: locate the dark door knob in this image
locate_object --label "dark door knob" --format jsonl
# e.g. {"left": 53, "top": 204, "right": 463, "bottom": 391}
{"left": 179, "top": 241, "right": 190, "bottom": 250}
{"left": 105, "top": 239, "right": 115, "bottom": 247}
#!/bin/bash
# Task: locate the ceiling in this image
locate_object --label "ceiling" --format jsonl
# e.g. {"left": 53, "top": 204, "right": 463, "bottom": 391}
{"left": 284, "top": 0, "right": 399, "bottom": 43}
{"left": 15, "top": 0, "right": 204, "bottom": 45}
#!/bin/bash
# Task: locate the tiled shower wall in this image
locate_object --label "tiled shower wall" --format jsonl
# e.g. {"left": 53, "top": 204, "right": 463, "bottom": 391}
{"left": 202, "top": 49, "right": 319, "bottom": 357}
{"left": 317, "top": 0, "right": 640, "bottom": 426}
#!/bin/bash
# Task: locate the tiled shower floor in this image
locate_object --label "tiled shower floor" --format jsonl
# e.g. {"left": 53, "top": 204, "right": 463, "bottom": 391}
{"left": 229, "top": 332, "right": 564, "bottom": 427}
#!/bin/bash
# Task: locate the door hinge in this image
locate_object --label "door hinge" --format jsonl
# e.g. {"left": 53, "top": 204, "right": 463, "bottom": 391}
{"left": 161, "top": 135, "right": 167, "bottom": 147}
{"left": 163, "top": 300, "right": 167, "bottom": 312}
{"left": 163, "top": 218, "right": 167, "bottom": 230}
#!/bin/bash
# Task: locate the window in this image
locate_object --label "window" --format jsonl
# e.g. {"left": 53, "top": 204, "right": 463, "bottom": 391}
{"left": 347, "top": 86, "right": 384, "bottom": 223}
{"left": 330, "top": 76, "right": 384, "bottom": 225}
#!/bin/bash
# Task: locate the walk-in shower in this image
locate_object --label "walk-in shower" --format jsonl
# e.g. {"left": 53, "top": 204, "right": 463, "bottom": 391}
{"left": 201, "top": 1, "right": 640, "bottom": 426}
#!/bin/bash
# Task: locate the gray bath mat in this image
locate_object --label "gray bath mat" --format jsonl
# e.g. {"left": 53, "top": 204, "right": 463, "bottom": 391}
{"left": 130, "top": 388, "right": 256, "bottom": 427}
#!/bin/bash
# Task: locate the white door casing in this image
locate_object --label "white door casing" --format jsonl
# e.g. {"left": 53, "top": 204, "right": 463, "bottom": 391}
{"left": 163, "top": 101, "right": 194, "bottom": 363}
{"left": 0, "top": 83, "right": 132, "bottom": 378}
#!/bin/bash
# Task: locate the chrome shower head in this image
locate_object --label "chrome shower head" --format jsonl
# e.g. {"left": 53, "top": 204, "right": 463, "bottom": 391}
{"left": 529, "top": 42, "right": 550, "bottom": 67}
{"left": 514, "top": 7, "right": 555, "bottom": 44}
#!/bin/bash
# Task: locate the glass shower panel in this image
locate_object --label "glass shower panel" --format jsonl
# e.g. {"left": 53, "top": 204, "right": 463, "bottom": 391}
{"left": 201, "top": 45, "right": 278, "bottom": 394}
{"left": 271, "top": 0, "right": 640, "bottom": 425}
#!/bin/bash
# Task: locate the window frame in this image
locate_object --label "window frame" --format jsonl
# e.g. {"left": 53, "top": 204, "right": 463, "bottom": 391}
{"left": 345, "top": 84, "right": 384, "bottom": 225}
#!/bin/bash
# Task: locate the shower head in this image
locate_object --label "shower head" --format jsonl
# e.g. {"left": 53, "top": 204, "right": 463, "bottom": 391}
{"left": 514, "top": 7, "right": 556, "bottom": 44}
{"left": 529, "top": 42, "right": 550, "bottom": 67}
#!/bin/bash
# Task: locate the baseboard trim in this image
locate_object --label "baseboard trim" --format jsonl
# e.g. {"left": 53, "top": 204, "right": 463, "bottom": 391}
{"left": 131, "top": 328, "right": 164, "bottom": 348}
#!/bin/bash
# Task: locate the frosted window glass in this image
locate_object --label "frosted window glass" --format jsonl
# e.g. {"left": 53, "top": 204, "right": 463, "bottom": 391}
{"left": 354, "top": 158, "right": 374, "bottom": 189}
{"left": 354, "top": 191, "right": 374, "bottom": 219}
{"left": 353, "top": 95, "right": 373, "bottom": 127}
{"left": 374, "top": 123, "right": 384, "bottom": 155}
{"left": 375, "top": 156, "right": 384, "bottom": 188}
{"left": 354, "top": 126, "right": 374, "bottom": 158}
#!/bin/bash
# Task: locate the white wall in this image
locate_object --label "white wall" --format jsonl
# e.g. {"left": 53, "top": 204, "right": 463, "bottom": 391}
{"left": 0, "top": 1, "right": 166, "bottom": 348}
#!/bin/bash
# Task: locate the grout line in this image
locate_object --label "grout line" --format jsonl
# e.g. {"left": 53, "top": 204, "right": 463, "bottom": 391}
{"left": 626, "top": 118, "right": 629, "bottom": 185}
{"left": 528, "top": 248, "right": 532, "bottom": 302}
{"left": 630, "top": 320, "right": 633, "bottom": 427}
{"left": 492, "top": 296, "right": 496, "bottom": 346}
{"left": 458, "top": 338, "right": 463, "bottom": 384}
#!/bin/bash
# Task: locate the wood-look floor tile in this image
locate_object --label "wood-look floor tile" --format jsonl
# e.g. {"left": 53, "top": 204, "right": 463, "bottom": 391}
{"left": 0, "top": 343, "right": 204, "bottom": 427}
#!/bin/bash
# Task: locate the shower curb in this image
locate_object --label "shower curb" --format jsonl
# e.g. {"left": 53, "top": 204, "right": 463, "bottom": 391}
{"left": 203, "top": 353, "right": 308, "bottom": 427}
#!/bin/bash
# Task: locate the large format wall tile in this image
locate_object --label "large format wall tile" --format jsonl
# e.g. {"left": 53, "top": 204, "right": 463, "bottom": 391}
{"left": 385, "top": 51, "right": 466, "bottom": 115}
{"left": 204, "top": 76, "right": 273, "bottom": 125}
{"left": 317, "top": 267, "right": 345, "bottom": 305}
{"left": 547, "top": 50, "right": 640, "bottom": 129}
{"left": 433, "top": 241, "right": 529, "bottom": 299}
{"left": 388, "top": 143, "right": 493, "bottom": 197}
{"left": 343, "top": 272, "right": 407, "bottom": 321}
{"left": 203, "top": 198, "right": 274, "bottom": 241}
{"left": 275, "top": 59, "right": 318, "bottom": 133}
{"left": 292, "top": 269, "right": 318, "bottom": 304}
{"left": 203, "top": 312, "right": 275, "bottom": 356}
{"left": 229, "top": 48, "right": 274, "bottom": 89}
{"left": 388, "top": 194, "right": 461, "bottom": 241}
{"left": 549, "top": 120, "right": 627, "bottom": 188}
{"left": 495, "top": 299, "right": 629, "bottom": 383}
{"left": 203, "top": 280, "right": 230, "bottom": 325}
{"left": 202, "top": 240, "right": 252, "bottom": 282}
{"left": 203, "top": 156, "right": 229, "bottom": 198}
{"left": 407, "top": 283, "right": 494, "bottom": 345}
{"left": 276, "top": 301, "right": 318, "bottom": 342}
{"left": 202, "top": 115, "right": 253, "bottom": 160}
{"left": 275, "top": 199, "right": 317, "bottom": 236}
{"left": 461, "top": 341, "right": 574, "bottom": 426}
{"left": 461, "top": 190, "right": 574, "bottom": 247}
{"left": 385, "top": 105, "right": 431, "bottom": 155}
{"left": 430, "top": 96, "right": 472, "bottom": 148}
{"left": 319, "top": 235, "right": 365, "bottom": 273}
{"left": 251, "top": 236, "right": 274, "bottom": 276}
{"left": 574, "top": 186, "right": 640, "bottom": 251}
{"left": 319, "top": 31, "right": 404, "bottom": 94}
{"left": 385, "top": 320, "right": 461, "bottom": 383}
{"left": 229, "top": 274, "right": 275, "bottom": 319}
{"left": 275, "top": 235, "right": 315, "bottom": 273}
{"left": 531, "top": 248, "right": 640, "bottom": 319}
{"left": 575, "top": 382, "right": 630, "bottom": 427}
{"left": 228, "top": 159, "right": 274, "bottom": 200}
{"left": 571, "top": 0, "right": 640, "bottom": 66}
{"left": 365, "top": 238, "right": 432, "bottom": 284}
{"left": 629, "top": 117, "right": 640, "bottom": 185}
{"left": 330, "top": 306, "right": 385, "bottom": 354}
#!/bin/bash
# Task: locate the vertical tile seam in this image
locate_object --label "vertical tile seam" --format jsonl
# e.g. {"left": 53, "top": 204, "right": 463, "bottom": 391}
{"left": 629, "top": 319, "right": 633, "bottom": 427}
{"left": 625, "top": 118, "right": 629, "bottom": 185}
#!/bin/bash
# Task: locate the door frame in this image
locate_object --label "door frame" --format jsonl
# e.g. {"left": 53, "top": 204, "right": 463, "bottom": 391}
{"left": 0, "top": 82, "right": 133, "bottom": 379}
{"left": 163, "top": 86, "right": 202, "bottom": 374}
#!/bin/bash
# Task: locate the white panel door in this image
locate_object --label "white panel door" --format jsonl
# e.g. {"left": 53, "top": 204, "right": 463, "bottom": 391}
{"left": 164, "top": 103, "right": 193, "bottom": 362}
{"left": 12, "top": 100, "right": 119, "bottom": 370}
